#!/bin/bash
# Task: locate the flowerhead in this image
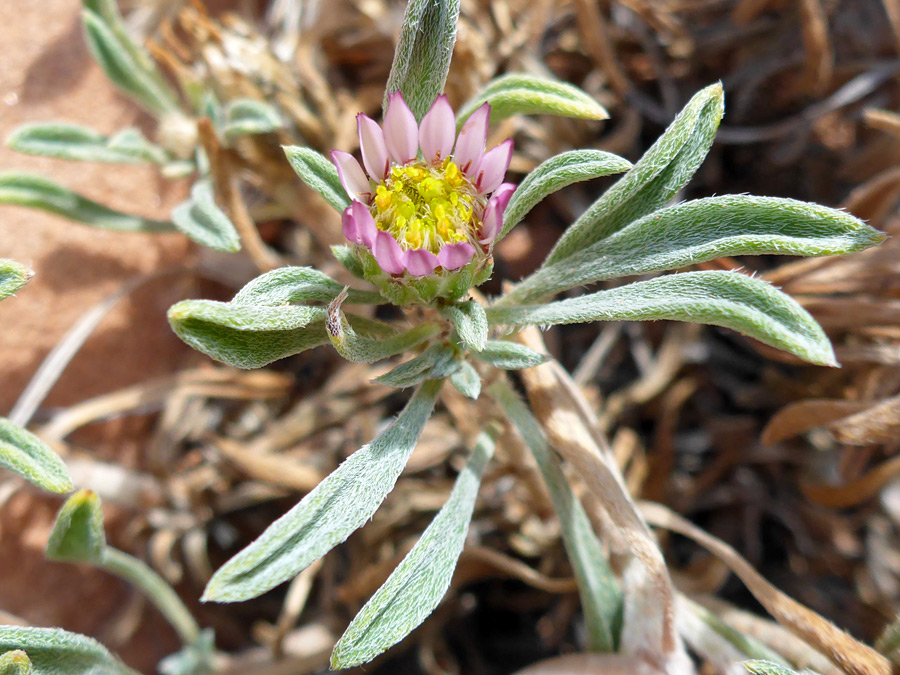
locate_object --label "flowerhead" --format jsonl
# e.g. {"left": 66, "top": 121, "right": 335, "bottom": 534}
{"left": 331, "top": 93, "right": 515, "bottom": 301}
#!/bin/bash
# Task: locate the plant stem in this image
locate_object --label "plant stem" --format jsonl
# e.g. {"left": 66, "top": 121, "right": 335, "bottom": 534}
{"left": 101, "top": 547, "right": 201, "bottom": 646}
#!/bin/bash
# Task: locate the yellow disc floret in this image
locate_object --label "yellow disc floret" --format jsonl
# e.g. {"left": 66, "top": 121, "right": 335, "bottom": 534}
{"left": 371, "top": 159, "right": 486, "bottom": 254}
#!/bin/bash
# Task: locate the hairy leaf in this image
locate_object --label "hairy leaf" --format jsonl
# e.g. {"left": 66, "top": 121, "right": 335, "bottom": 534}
{"left": 0, "top": 626, "right": 136, "bottom": 675}
{"left": 501, "top": 195, "right": 885, "bottom": 304}
{"left": 331, "top": 244, "right": 366, "bottom": 279}
{"left": 384, "top": 0, "right": 460, "bottom": 120}
{"left": 45, "top": 490, "right": 106, "bottom": 565}
{"left": 449, "top": 361, "right": 481, "bottom": 399}
{"left": 81, "top": 8, "right": 178, "bottom": 117}
{"left": 233, "top": 267, "right": 382, "bottom": 305}
{"left": 374, "top": 343, "right": 458, "bottom": 388}
{"left": 283, "top": 146, "right": 350, "bottom": 213}
{"left": 499, "top": 150, "right": 632, "bottom": 241}
{"left": 0, "top": 173, "right": 174, "bottom": 233}
{"left": 489, "top": 380, "right": 622, "bottom": 651}
{"left": 7, "top": 123, "right": 168, "bottom": 164}
{"left": 457, "top": 74, "right": 608, "bottom": 126}
{"left": 544, "top": 83, "right": 724, "bottom": 265}
{"left": 0, "top": 419, "right": 72, "bottom": 494}
{"left": 0, "top": 260, "right": 33, "bottom": 301}
{"left": 327, "top": 289, "right": 441, "bottom": 363}
{"left": 332, "top": 431, "right": 496, "bottom": 668}
{"left": 168, "top": 299, "right": 327, "bottom": 369}
{"left": 202, "top": 379, "right": 442, "bottom": 602}
{"left": 743, "top": 661, "right": 799, "bottom": 675}
{"left": 472, "top": 340, "right": 547, "bottom": 370}
{"left": 488, "top": 271, "right": 837, "bottom": 366}
{"left": 171, "top": 179, "right": 241, "bottom": 252}
{"left": 223, "top": 100, "right": 283, "bottom": 140}
{"left": 441, "top": 300, "right": 488, "bottom": 352}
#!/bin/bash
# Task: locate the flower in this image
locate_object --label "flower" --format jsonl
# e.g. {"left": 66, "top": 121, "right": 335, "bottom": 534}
{"left": 331, "top": 93, "right": 515, "bottom": 283}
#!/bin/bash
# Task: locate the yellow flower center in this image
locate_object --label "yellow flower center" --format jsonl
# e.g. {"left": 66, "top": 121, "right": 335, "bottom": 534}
{"left": 371, "top": 159, "right": 486, "bottom": 254}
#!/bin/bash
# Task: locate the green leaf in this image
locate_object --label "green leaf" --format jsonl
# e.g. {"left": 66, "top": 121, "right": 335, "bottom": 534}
{"left": 326, "top": 289, "right": 441, "bottom": 363}
{"left": 0, "top": 650, "right": 32, "bottom": 675}
{"left": 223, "top": 100, "right": 283, "bottom": 140}
{"left": 171, "top": 179, "right": 241, "bottom": 253}
{"left": 441, "top": 300, "right": 487, "bottom": 352}
{"left": 472, "top": 340, "right": 547, "bottom": 370}
{"left": 157, "top": 629, "right": 215, "bottom": 675}
{"left": 499, "top": 149, "right": 632, "bottom": 241}
{"left": 0, "top": 260, "right": 33, "bottom": 301}
{"left": 81, "top": 8, "right": 179, "bottom": 117}
{"left": 168, "top": 299, "right": 327, "bottom": 369}
{"left": 331, "top": 244, "right": 366, "bottom": 279}
{"left": 543, "top": 83, "right": 724, "bottom": 266}
{"left": 233, "top": 267, "right": 382, "bottom": 305}
{"left": 489, "top": 380, "right": 622, "bottom": 652}
{"left": 283, "top": 146, "right": 350, "bottom": 213}
{"left": 0, "top": 419, "right": 72, "bottom": 494}
{"left": 374, "top": 343, "right": 458, "bottom": 388}
{"left": 457, "top": 74, "right": 609, "bottom": 127}
{"left": 384, "top": 0, "right": 460, "bottom": 121}
{"left": 7, "top": 123, "right": 168, "bottom": 164}
{"left": 449, "top": 361, "right": 481, "bottom": 399}
{"left": 45, "top": 490, "right": 106, "bottom": 565}
{"left": 331, "top": 431, "right": 496, "bottom": 668}
{"left": 0, "top": 626, "right": 137, "bottom": 675}
{"left": 743, "top": 661, "right": 799, "bottom": 675}
{"left": 488, "top": 271, "right": 838, "bottom": 366}
{"left": 202, "top": 379, "right": 442, "bottom": 603}
{"left": 500, "top": 195, "right": 886, "bottom": 305}
{"left": 0, "top": 173, "right": 175, "bottom": 233}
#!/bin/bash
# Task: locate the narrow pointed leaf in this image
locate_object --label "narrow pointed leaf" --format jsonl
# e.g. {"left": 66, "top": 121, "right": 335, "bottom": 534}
{"left": 327, "top": 289, "right": 441, "bottom": 363}
{"left": 374, "top": 343, "right": 458, "bottom": 388}
{"left": 233, "top": 266, "right": 382, "bottom": 305}
{"left": 0, "top": 650, "right": 32, "bottom": 675}
{"left": 472, "top": 340, "right": 547, "bottom": 370}
{"left": 544, "top": 83, "right": 724, "bottom": 266}
{"left": 332, "top": 431, "right": 496, "bottom": 668}
{"left": 457, "top": 74, "right": 608, "bottom": 127}
{"left": 0, "top": 419, "right": 72, "bottom": 494}
{"left": 0, "top": 173, "right": 174, "bottom": 233}
{"left": 441, "top": 300, "right": 488, "bottom": 352}
{"left": 489, "top": 380, "right": 622, "bottom": 652}
{"left": 7, "top": 123, "right": 169, "bottom": 164}
{"left": 223, "top": 100, "right": 283, "bottom": 140}
{"left": 171, "top": 179, "right": 241, "bottom": 252}
{"left": 284, "top": 146, "right": 351, "bottom": 213}
{"left": 499, "top": 150, "right": 632, "bottom": 241}
{"left": 743, "top": 662, "right": 799, "bottom": 675}
{"left": 82, "top": 9, "right": 179, "bottom": 117}
{"left": 384, "top": 0, "right": 460, "bottom": 120}
{"left": 449, "top": 360, "right": 481, "bottom": 399}
{"left": 45, "top": 490, "right": 107, "bottom": 564}
{"left": 202, "top": 379, "right": 442, "bottom": 602}
{"left": 501, "top": 195, "right": 886, "bottom": 304}
{"left": 488, "top": 271, "right": 838, "bottom": 366}
{"left": 167, "top": 299, "right": 327, "bottom": 369}
{"left": 0, "top": 626, "right": 137, "bottom": 675}
{"left": 0, "top": 260, "right": 33, "bottom": 301}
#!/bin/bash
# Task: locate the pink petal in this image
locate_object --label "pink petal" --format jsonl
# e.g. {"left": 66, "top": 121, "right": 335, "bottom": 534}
{"left": 374, "top": 230, "right": 405, "bottom": 275}
{"left": 357, "top": 114, "right": 390, "bottom": 181}
{"left": 437, "top": 242, "right": 475, "bottom": 270}
{"left": 454, "top": 103, "right": 490, "bottom": 177}
{"left": 473, "top": 139, "right": 513, "bottom": 194}
{"left": 331, "top": 150, "right": 371, "bottom": 201}
{"left": 383, "top": 93, "right": 419, "bottom": 165}
{"left": 419, "top": 95, "right": 455, "bottom": 165}
{"left": 351, "top": 199, "right": 377, "bottom": 250}
{"left": 341, "top": 205, "right": 359, "bottom": 243}
{"left": 403, "top": 248, "right": 439, "bottom": 277}
{"left": 480, "top": 183, "right": 516, "bottom": 244}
